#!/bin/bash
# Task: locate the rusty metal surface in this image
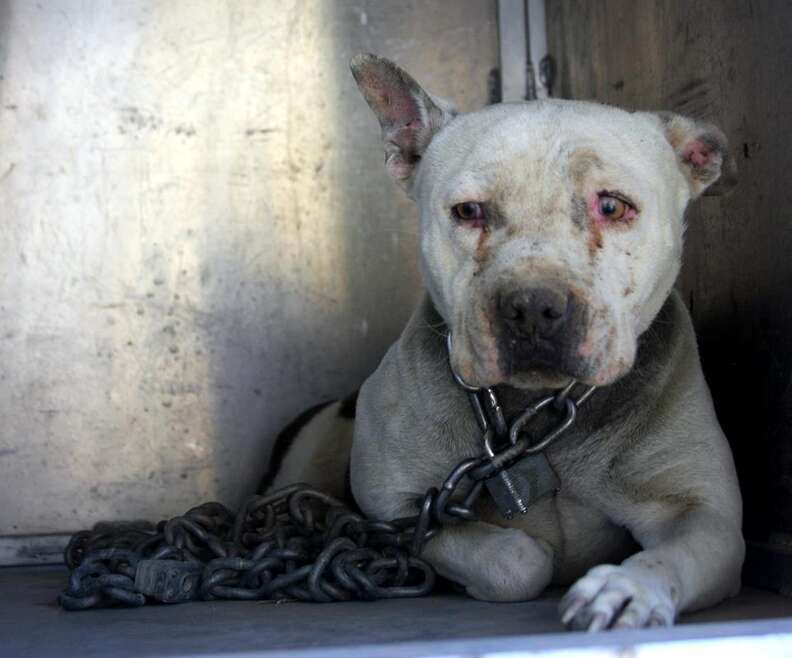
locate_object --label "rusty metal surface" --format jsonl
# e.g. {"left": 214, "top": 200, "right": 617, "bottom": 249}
{"left": 0, "top": 1, "right": 498, "bottom": 536}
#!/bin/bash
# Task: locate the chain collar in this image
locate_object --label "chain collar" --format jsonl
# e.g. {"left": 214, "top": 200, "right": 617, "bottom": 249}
{"left": 446, "top": 332, "right": 596, "bottom": 457}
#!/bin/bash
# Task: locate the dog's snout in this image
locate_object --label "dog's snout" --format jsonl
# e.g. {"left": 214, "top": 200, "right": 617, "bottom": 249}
{"left": 495, "top": 283, "right": 588, "bottom": 379}
{"left": 498, "top": 287, "right": 569, "bottom": 339}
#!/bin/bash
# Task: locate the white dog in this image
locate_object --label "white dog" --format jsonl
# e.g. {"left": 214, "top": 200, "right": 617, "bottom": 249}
{"left": 264, "top": 54, "right": 744, "bottom": 631}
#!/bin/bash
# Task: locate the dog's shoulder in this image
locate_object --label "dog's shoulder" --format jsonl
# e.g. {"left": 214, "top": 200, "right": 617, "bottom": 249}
{"left": 351, "top": 295, "right": 482, "bottom": 516}
{"left": 359, "top": 294, "right": 462, "bottom": 418}
{"left": 589, "top": 289, "right": 698, "bottom": 421}
{"left": 586, "top": 290, "right": 740, "bottom": 517}
{"left": 556, "top": 291, "right": 709, "bottom": 476}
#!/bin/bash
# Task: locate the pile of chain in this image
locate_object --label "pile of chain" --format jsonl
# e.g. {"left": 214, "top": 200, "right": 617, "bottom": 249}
{"left": 59, "top": 484, "right": 443, "bottom": 610}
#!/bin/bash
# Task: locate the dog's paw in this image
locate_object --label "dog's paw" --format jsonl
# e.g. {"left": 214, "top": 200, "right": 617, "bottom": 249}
{"left": 559, "top": 564, "right": 675, "bottom": 631}
{"left": 463, "top": 528, "right": 553, "bottom": 602}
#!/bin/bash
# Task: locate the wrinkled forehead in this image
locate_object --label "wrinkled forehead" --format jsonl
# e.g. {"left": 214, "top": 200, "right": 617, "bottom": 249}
{"left": 418, "top": 101, "right": 675, "bottom": 201}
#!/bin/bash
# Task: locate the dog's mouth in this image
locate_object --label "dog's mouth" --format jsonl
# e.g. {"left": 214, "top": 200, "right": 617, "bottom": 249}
{"left": 497, "top": 332, "right": 590, "bottom": 383}
{"left": 497, "top": 353, "right": 589, "bottom": 390}
{"left": 452, "top": 286, "right": 631, "bottom": 390}
{"left": 451, "top": 330, "right": 591, "bottom": 391}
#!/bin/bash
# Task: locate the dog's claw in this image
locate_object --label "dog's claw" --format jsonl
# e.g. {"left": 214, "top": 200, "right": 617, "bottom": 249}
{"left": 587, "top": 611, "right": 610, "bottom": 632}
{"left": 560, "top": 596, "right": 587, "bottom": 626}
{"left": 648, "top": 613, "right": 668, "bottom": 628}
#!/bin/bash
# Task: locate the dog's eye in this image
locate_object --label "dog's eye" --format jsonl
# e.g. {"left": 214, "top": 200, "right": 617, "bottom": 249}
{"left": 452, "top": 202, "right": 485, "bottom": 225}
{"left": 597, "top": 193, "right": 635, "bottom": 222}
{"left": 598, "top": 195, "right": 627, "bottom": 220}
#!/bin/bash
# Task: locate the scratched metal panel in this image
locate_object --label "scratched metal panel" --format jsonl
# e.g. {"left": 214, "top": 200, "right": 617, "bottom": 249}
{"left": 0, "top": 1, "right": 497, "bottom": 535}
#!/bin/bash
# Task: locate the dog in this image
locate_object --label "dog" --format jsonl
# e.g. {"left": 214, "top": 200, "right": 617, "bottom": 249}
{"left": 262, "top": 54, "right": 744, "bottom": 631}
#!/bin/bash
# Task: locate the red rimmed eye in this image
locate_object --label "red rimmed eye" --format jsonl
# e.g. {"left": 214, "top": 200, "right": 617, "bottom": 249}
{"left": 595, "top": 192, "right": 637, "bottom": 222}
{"left": 452, "top": 201, "right": 485, "bottom": 225}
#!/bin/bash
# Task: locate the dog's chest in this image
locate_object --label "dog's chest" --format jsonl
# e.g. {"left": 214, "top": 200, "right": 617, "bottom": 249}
{"left": 439, "top": 393, "right": 619, "bottom": 509}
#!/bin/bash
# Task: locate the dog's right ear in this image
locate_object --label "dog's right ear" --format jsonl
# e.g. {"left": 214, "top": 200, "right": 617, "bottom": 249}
{"left": 351, "top": 54, "right": 456, "bottom": 187}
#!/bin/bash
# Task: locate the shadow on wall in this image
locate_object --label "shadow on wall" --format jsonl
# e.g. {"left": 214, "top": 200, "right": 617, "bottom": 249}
{"left": 198, "top": 2, "right": 425, "bottom": 508}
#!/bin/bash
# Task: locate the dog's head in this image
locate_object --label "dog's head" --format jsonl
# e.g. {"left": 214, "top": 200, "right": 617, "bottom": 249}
{"left": 351, "top": 54, "right": 735, "bottom": 389}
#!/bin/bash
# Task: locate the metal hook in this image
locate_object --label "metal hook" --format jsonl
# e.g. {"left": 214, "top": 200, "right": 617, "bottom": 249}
{"left": 445, "top": 332, "right": 481, "bottom": 392}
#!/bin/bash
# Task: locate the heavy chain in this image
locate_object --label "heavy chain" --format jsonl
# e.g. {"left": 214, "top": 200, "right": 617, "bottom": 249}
{"left": 59, "top": 336, "right": 595, "bottom": 610}
{"left": 59, "top": 487, "right": 436, "bottom": 609}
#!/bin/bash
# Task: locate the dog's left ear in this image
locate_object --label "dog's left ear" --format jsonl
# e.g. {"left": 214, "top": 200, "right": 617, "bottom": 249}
{"left": 651, "top": 112, "right": 737, "bottom": 198}
{"left": 351, "top": 53, "right": 457, "bottom": 188}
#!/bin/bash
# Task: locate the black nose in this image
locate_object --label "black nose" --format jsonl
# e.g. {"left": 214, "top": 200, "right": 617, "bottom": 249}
{"left": 498, "top": 286, "right": 569, "bottom": 340}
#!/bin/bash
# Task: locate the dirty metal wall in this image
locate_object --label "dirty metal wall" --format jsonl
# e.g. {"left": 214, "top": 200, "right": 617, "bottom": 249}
{"left": 0, "top": 1, "right": 498, "bottom": 535}
{"left": 548, "top": 0, "right": 792, "bottom": 545}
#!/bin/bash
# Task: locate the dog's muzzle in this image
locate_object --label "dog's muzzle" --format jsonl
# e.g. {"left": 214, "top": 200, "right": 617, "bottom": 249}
{"left": 495, "top": 282, "right": 588, "bottom": 377}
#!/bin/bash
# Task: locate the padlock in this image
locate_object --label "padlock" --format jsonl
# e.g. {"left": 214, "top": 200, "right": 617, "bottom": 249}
{"left": 134, "top": 559, "right": 202, "bottom": 603}
{"left": 483, "top": 433, "right": 559, "bottom": 519}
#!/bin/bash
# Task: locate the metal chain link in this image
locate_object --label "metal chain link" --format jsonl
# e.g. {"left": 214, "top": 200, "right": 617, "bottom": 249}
{"left": 59, "top": 334, "right": 595, "bottom": 610}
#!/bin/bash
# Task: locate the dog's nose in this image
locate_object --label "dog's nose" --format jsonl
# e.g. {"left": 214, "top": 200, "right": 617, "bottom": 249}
{"left": 498, "top": 287, "right": 569, "bottom": 339}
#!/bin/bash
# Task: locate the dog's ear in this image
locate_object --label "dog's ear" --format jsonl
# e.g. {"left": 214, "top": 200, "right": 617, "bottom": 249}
{"left": 651, "top": 112, "right": 737, "bottom": 198}
{"left": 351, "top": 53, "right": 456, "bottom": 187}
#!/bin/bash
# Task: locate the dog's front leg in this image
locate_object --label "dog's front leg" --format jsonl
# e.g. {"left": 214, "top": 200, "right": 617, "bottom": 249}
{"left": 422, "top": 521, "right": 554, "bottom": 602}
{"left": 559, "top": 506, "right": 744, "bottom": 630}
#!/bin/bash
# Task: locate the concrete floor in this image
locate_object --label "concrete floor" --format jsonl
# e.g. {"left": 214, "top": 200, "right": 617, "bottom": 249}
{"left": 4, "top": 566, "right": 792, "bottom": 658}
